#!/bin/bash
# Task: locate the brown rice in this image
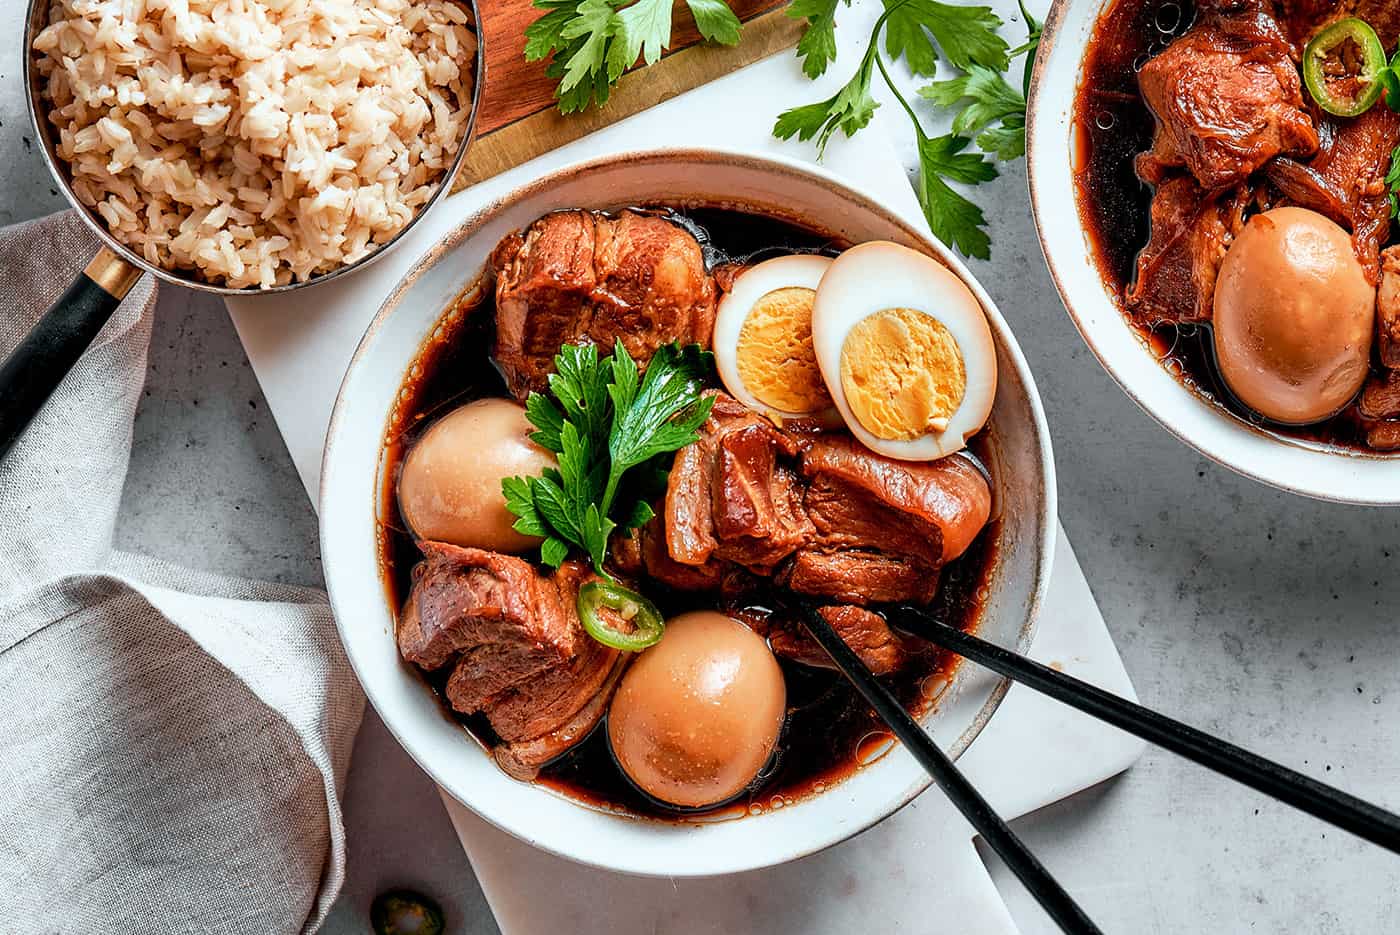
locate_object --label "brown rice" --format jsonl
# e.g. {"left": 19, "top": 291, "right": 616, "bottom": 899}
{"left": 32, "top": 0, "right": 477, "bottom": 289}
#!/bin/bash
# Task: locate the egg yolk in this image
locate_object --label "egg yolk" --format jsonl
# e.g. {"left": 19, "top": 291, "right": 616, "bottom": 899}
{"left": 735, "top": 286, "right": 833, "bottom": 415}
{"left": 839, "top": 307, "right": 966, "bottom": 440}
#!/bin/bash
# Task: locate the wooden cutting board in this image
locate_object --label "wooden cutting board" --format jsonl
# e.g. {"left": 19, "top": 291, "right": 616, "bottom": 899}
{"left": 453, "top": 0, "right": 804, "bottom": 187}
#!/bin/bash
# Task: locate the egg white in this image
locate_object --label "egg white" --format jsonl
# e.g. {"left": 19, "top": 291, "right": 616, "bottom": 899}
{"left": 811, "top": 241, "right": 996, "bottom": 460}
{"left": 713, "top": 253, "right": 837, "bottom": 422}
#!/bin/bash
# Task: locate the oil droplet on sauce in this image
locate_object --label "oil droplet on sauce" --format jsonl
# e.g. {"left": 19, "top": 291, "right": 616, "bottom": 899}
{"left": 856, "top": 731, "right": 896, "bottom": 767}
{"left": 921, "top": 672, "right": 951, "bottom": 702}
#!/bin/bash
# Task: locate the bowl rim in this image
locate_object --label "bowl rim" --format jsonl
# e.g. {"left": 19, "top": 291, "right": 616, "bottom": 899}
{"left": 319, "top": 145, "right": 1058, "bottom": 875}
{"left": 1026, "top": 0, "right": 1400, "bottom": 505}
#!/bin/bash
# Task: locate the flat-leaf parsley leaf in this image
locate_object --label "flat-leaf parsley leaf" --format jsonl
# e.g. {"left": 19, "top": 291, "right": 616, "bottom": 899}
{"left": 525, "top": 0, "right": 742, "bottom": 113}
{"left": 775, "top": 0, "right": 1039, "bottom": 259}
{"left": 920, "top": 63, "right": 1028, "bottom": 160}
{"left": 504, "top": 342, "right": 715, "bottom": 577}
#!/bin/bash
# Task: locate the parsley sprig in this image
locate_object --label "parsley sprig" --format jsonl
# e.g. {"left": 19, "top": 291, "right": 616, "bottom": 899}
{"left": 1372, "top": 52, "right": 1400, "bottom": 217}
{"left": 1370, "top": 48, "right": 1400, "bottom": 115}
{"left": 775, "top": 0, "right": 1040, "bottom": 260}
{"left": 526, "top": 0, "right": 742, "bottom": 113}
{"left": 502, "top": 342, "right": 716, "bottom": 575}
{"left": 920, "top": 64, "right": 1028, "bottom": 160}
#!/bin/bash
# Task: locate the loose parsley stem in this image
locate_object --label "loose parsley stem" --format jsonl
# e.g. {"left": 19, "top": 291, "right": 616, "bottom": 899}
{"left": 856, "top": 0, "right": 928, "bottom": 135}
{"left": 871, "top": 32, "right": 925, "bottom": 139}
{"left": 1014, "top": 0, "right": 1040, "bottom": 95}
{"left": 1016, "top": 0, "right": 1038, "bottom": 37}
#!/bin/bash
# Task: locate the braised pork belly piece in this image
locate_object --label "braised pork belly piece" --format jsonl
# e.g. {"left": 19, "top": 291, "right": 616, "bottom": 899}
{"left": 397, "top": 542, "right": 624, "bottom": 778}
{"left": 1275, "top": 0, "right": 1400, "bottom": 48}
{"left": 490, "top": 209, "right": 716, "bottom": 399}
{"left": 779, "top": 551, "right": 939, "bottom": 606}
{"left": 1375, "top": 247, "right": 1400, "bottom": 368}
{"left": 1265, "top": 107, "right": 1400, "bottom": 284}
{"left": 1359, "top": 370, "right": 1400, "bottom": 449}
{"left": 761, "top": 605, "right": 917, "bottom": 677}
{"left": 797, "top": 433, "right": 992, "bottom": 567}
{"left": 663, "top": 393, "right": 813, "bottom": 573}
{"left": 1364, "top": 421, "right": 1400, "bottom": 449}
{"left": 1135, "top": 6, "right": 1317, "bottom": 191}
{"left": 657, "top": 395, "right": 991, "bottom": 595}
{"left": 777, "top": 435, "right": 991, "bottom": 606}
{"left": 1359, "top": 370, "right": 1400, "bottom": 420}
{"left": 630, "top": 392, "right": 992, "bottom": 672}
{"left": 1126, "top": 176, "right": 1251, "bottom": 324}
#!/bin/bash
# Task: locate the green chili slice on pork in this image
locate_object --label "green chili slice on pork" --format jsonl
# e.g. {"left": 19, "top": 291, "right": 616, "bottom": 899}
{"left": 577, "top": 580, "right": 665, "bottom": 651}
{"left": 1303, "top": 18, "right": 1387, "bottom": 117}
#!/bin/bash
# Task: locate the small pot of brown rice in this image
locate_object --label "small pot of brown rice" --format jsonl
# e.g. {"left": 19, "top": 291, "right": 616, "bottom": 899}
{"left": 2, "top": 0, "right": 483, "bottom": 458}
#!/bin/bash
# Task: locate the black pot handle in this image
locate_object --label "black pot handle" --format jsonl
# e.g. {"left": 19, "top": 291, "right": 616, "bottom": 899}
{"left": 0, "top": 248, "right": 142, "bottom": 461}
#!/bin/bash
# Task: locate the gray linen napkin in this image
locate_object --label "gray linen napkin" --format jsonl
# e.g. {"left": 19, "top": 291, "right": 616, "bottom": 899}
{"left": 0, "top": 212, "right": 365, "bottom": 934}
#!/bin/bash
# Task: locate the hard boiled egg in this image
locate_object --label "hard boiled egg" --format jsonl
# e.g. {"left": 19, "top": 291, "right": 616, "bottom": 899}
{"left": 811, "top": 241, "right": 996, "bottom": 460}
{"left": 607, "top": 611, "right": 785, "bottom": 810}
{"left": 397, "top": 398, "right": 556, "bottom": 552}
{"left": 1213, "top": 207, "right": 1373, "bottom": 425}
{"left": 713, "top": 253, "right": 838, "bottom": 422}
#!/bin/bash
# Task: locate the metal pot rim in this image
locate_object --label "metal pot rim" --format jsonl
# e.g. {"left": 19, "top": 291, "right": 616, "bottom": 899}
{"left": 21, "top": 0, "right": 485, "bottom": 296}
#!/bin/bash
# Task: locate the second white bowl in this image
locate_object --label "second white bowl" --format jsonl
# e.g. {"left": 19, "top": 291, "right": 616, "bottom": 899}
{"left": 1027, "top": 0, "right": 1400, "bottom": 504}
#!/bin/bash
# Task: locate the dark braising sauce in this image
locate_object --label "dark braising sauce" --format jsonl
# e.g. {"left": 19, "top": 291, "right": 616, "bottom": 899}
{"left": 1073, "top": 0, "right": 1185, "bottom": 286}
{"left": 377, "top": 206, "right": 999, "bottom": 821}
{"left": 1072, "top": 0, "right": 1379, "bottom": 452}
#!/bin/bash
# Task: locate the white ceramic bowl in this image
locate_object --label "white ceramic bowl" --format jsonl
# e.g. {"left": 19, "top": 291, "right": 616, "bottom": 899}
{"left": 1027, "top": 0, "right": 1400, "bottom": 504}
{"left": 319, "top": 148, "right": 1057, "bottom": 876}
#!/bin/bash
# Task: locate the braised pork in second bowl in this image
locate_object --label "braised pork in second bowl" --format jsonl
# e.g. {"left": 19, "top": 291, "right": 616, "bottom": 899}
{"left": 320, "top": 149, "right": 1055, "bottom": 875}
{"left": 1029, "top": 0, "right": 1400, "bottom": 502}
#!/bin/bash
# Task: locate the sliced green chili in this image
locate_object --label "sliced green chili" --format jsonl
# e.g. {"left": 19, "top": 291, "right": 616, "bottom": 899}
{"left": 577, "top": 580, "right": 665, "bottom": 651}
{"left": 1303, "top": 18, "right": 1387, "bottom": 117}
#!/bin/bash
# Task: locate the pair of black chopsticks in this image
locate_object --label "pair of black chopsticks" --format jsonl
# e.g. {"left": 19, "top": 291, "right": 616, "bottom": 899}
{"left": 799, "top": 604, "right": 1400, "bottom": 935}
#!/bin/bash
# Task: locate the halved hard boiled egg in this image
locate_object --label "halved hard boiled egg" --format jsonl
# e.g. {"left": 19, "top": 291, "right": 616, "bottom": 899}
{"left": 713, "top": 254, "right": 839, "bottom": 422}
{"left": 811, "top": 241, "right": 996, "bottom": 460}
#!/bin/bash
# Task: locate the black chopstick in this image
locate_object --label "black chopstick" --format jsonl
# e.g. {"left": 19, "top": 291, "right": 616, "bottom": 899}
{"left": 799, "top": 606, "right": 1103, "bottom": 935}
{"left": 889, "top": 605, "right": 1400, "bottom": 856}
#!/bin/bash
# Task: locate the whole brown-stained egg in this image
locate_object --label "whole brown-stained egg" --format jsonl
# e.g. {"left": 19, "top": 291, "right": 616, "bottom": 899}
{"left": 1213, "top": 207, "right": 1374, "bottom": 425}
{"left": 397, "top": 398, "right": 555, "bottom": 552}
{"left": 607, "top": 611, "right": 786, "bottom": 809}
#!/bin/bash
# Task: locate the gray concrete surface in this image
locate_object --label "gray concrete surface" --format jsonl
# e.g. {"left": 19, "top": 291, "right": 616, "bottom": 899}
{"left": 5, "top": 3, "right": 1400, "bottom": 931}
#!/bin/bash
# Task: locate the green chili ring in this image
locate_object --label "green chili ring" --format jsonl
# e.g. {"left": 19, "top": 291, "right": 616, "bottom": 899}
{"left": 1303, "top": 18, "right": 1387, "bottom": 117}
{"left": 577, "top": 580, "right": 665, "bottom": 651}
